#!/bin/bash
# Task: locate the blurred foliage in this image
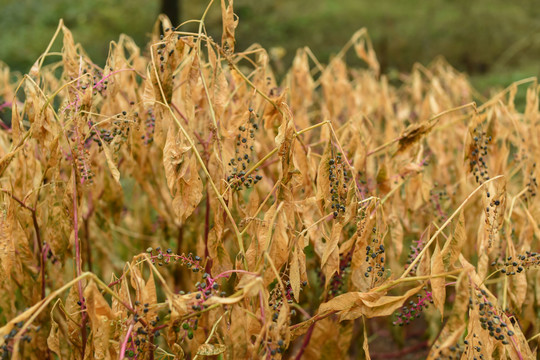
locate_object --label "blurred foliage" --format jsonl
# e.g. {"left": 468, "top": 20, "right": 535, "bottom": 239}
{"left": 1, "top": 0, "right": 540, "bottom": 94}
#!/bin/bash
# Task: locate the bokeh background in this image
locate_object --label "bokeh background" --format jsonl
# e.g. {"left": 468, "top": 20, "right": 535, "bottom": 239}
{"left": 1, "top": 0, "right": 540, "bottom": 96}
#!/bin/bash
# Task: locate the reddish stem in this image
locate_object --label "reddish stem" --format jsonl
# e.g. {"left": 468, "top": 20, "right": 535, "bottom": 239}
{"left": 295, "top": 322, "right": 316, "bottom": 360}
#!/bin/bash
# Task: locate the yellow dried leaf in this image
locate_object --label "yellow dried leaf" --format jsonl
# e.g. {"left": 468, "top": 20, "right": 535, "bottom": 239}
{"left": 101, "top": 141, "right": 120, "bottom": 185}
{"left": 319, "top": 284, "right": 423, "bottom": 321}
{"left": 430, "top": 242, "right": 446, "bottom": 318}
{"left": 172, "top": 155, "right": 203, "bottom": 222}
{"left": 289, "top": 245, "right": 301, "bottom": 302}
{"left": 197, "top": 343, "right": 227, "bottom": 356}
{"left": 441, "top": 211, "right": 465, "bottom": 270}
{"left": 322, "top": 221, "right": 342, "bottom": 287}
{"left": 396, "top": 121, "right": 435, "bottom": 155}
{"left": 221, "top": 0, "right": 238, "bottom": 54}
{"left": 163, "top": 126, "right": 190, "bottom": 193}
{"left": 0, "top": 206, "right": 15, "bottom": 276}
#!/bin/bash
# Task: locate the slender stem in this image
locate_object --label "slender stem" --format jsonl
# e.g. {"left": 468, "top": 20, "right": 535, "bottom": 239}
{"left": 400, "top": 175, "right": 504, "bottom": 279}
{"left": 372, "top": 269, "right": 462, "bottom": 293}
{"left": 295, "top": 322, "right": 315, "bottom": 360}
{"left": 72, "top": 164, "right": 87, "bottom": 358}
{"left": 366, "top": 102, "right": 476, "bottom": 157}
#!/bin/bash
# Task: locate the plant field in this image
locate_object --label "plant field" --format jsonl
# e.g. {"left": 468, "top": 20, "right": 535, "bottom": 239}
{"left": 0, "top": 1, "right": 539, "bottom": 359}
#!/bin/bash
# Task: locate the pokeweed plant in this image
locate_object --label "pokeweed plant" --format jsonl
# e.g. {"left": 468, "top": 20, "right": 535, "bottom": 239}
{"left": 0, "top": 1, "right": 539, "bottom": 359}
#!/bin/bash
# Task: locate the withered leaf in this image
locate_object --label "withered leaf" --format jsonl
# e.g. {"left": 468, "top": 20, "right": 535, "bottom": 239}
{"left": 319, "top": 284, "right": 423, "bottom": 321}
{"left": 441, "top": 211, "right": 465, "bottom": 270}
{"left": 430, "top": 242, "right": 446, "bottom": 318}
{"left": 197, "top": 343, "right": 227, "bottom": 356}
{"left": 396, "top": 121, "right": 435, "bottom": 155}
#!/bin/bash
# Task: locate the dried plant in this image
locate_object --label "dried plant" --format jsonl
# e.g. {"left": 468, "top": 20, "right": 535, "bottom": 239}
{"left": 0, "top": 1, "right": 539, "bottom": 359}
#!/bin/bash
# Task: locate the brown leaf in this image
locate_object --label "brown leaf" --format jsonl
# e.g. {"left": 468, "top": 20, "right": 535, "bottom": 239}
{"left": 322, "top": 221, "right": 342, "bottom": 287}
{"left": 289, "top": 245, "right": 301, "bottom": 302}
{"left": 101, "top": 140, "right": 120, "bottom": 185}
{"left": 172, "top": 155, "right": 203, "bottom": 222}
{"left": 0, "top": 203, "right": 15, "bottom": 277}
{"left": 163, "top": 126, "right": 190, "bottom": 192}
{"left": 197, "top": 343, "right": 227, "bottom": 356}
{"left": 396, "top": 121, "right": 435, "bottom": 155}
{"left": 430, "top": 242, "right": 446, "bottom": 318}
{"left": 302, "top": 318, "right": 353, "bottom": 359}
{"left": 319, "top": 284, "right": 423, "bottom": 321}
{"left": 84, "top": 281, "right": 114, "bottom": 359}
{"left": 221, "top": 0, "right": 238, "bottom": 54}
{"left": 441, "top": 211, "right": 465, "bottom": 270}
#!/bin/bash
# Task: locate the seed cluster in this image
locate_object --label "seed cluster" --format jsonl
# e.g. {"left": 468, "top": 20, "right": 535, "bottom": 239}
{"left": 491, "top": 251, "right": 540, "bottom": 275}
{"left": 393, "top": 286, "right": 433, "bottom": 326}
{"left": 227, "top": 109, "right": 262, "bottom": 191}
{"left": 469, "top": 125, "right": 491, "bottom": 184}
{"left": 328, "top": 152, "right": 349, "bottom": 219}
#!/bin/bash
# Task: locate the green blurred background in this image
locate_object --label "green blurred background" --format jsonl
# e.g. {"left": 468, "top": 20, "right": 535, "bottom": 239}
{"left": 1, "top": 0, "right": 540, "bottom": 95}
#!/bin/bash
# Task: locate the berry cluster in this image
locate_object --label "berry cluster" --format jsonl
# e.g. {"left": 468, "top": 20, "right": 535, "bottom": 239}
{"left": 363, "top": 227, "right": 386, "bottom": 283}
{"left": 264, "top": 338, "right": 286, "bottom": 357}
{"left": 0, "top": 322, "right": 34, "bottom": 358}
{"left": 268, "top": 279, "right": 307, "bottom": 322}
{"left": 469, "top": 124, "right": 491, "bottom": 185}
{"left": 73, "top": 142, "right": 94, "bottom": 184}
{"left": 393, "top": 286, "right": 433, "bottom": 326}
{"left": 178, "top": 318, "right": 198, "bottom": 340}
{"left": 140, "top": 109, "right": 156, "bottom": 145}
{"left": 462, "top": 334, "right": 486, "bottom": 360}
{"left": 226, "top": 109, "right": 262, "bottom": 191}
{"left": 405, "top": 232, "right": 427, "bottom": 276}
{"left": 483, "top": 190, "right": 504, "bottom": 248}
{"left": 469, "top": 288, "right": 515, "bottom": 345}
{"left": 146, "top": 247, "right": 202, "bottom": 271}
{"left": 155, "top": 32, "right": 178, "bottom": 73}
{"left": 429, "top": 183, "right": 449, "bottom": 222}
{"left": 431, "top": 342, "right": 465, "bottom": 360}
{"left": 491, "top": 251, "right": 540, "bottom": 275}
{"left": 523, "top": 163, "right": 537, "bottom": 200}
{"left": 327, "top": 252, "right": 352, "bottom": 298}
{"left": 328, "top": 152, "right": 349, "bottom": 219}
{"left": 121, "top": 307, "right": 160, "bottom": 359}
{"left": 90, "top": 67, "right": 115, "bottom": 96}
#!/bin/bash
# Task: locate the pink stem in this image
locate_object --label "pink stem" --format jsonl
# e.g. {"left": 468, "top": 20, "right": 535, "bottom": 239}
{"left": 119, "top": 323, "right": 134, "bottom": 360}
